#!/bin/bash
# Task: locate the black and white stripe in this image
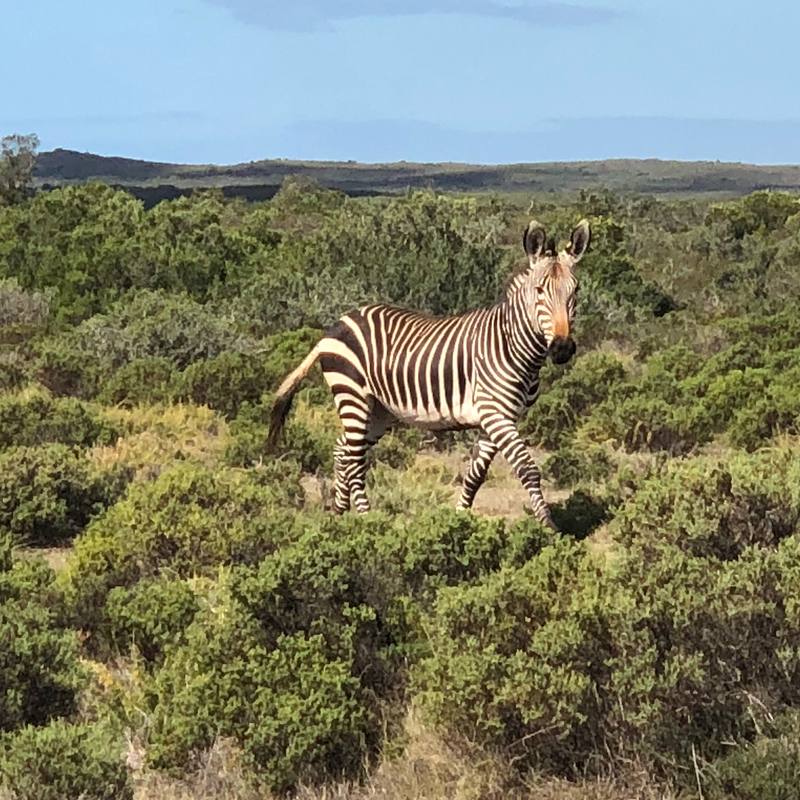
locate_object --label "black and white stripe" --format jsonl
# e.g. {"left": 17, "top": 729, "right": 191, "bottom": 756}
{"left": 269, "top": 219, "right": 590, "bottom": 527}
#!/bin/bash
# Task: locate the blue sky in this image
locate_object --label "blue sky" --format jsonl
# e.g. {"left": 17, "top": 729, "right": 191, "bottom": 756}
{"left": 2, "top": 0, "right": 798, "bottom": 165}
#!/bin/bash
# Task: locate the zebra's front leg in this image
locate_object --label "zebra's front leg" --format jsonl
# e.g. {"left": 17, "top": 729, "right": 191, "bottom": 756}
{"left": 456, "top": 437, "right": 498, "bottom": 509}
{"left": 481, "top": 413, "right": 556, "bottom": 530}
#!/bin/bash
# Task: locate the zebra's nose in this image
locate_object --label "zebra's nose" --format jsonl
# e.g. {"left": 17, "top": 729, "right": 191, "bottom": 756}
{"left": 549, "top": 336, "right": 576, "bottom": 364}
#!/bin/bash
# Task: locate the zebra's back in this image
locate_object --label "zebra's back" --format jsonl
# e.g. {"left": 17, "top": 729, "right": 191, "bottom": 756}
{"left": 318, "top": 303, "right": 494, "bottom": 430}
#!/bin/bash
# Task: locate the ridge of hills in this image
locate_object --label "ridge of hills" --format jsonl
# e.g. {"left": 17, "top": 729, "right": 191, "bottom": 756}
{"left": 32, "top": 148, "right": 800, "bottom": 202}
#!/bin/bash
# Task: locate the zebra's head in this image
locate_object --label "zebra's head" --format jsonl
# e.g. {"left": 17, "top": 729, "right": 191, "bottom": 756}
{"left": 522, "top": 219, "right": 591, "bottom": 365}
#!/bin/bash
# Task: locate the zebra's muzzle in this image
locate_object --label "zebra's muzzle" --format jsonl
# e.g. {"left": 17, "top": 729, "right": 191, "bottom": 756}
{"left": 548, "top": 336, "right": 576, "bottom": 365}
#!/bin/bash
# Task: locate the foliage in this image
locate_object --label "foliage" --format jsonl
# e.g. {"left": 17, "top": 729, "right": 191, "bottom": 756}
{"left": 97, "top": 356, "right": 179, "bottom": 407}
{"left": 610, "top": 448, "right": 800, "bottom": 557}
{"left": 0, "top": 391, "right": 119, "bottom": 450}
{"left": 519, "top": 351, "right": 628, "bottom": 449}
{"left": 0, "top": 719, "right": 131, "bottom": 800}
{"left": 0, "top": 445, "right": 132, "bottom": 546}
{"left": 103, "top": 577, "right": 200, "bottom": 664}
{"left": 71, "top": 290, "right": 260, "bottom": 370}
{"left": 712, "top": 711, "right": 800, "bottom": 800}
{"left": 4, "top": 178, "right": 800, "bottom": 794}
{"left": 148, "top": 603, "right": 374, "bottom": 794}
{"left": 0, "top": 133, "right": 38, "bottom": 207}
{"left": 543, "top": 444, "right": 614, "bottom": 489}
{"left": 0, "top": 277, "right": 52, "bottom": 329}
{"left": 63, "top": 461, "right": 304, "bottom": 638}
{"left": 142, "top": 507, "right": 553, "bottom": 792}
{"left": 0, "top": 532, "right": 83, "bottom": 731}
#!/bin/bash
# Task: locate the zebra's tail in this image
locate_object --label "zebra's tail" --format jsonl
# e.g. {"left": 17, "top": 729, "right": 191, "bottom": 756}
{"left": 267, "top": 345, "right": 321, "bottom": 452}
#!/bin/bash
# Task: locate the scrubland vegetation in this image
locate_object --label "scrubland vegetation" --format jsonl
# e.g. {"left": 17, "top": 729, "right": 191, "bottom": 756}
{"left": 3, "top": 154, "right": 800, "bottom": 799}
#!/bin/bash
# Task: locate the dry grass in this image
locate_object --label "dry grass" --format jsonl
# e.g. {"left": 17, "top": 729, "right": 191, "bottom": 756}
{"left": 132, "top": 739, "right": 262, "bottom": 800}
{"left": 128, "top": 711, "right": 677, "bottom": 800}
{"left": 90, "top": 403, "right": 230, "bottom": 478}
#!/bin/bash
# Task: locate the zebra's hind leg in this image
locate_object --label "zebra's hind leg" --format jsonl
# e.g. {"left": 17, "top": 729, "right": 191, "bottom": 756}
{"left": 456, "top": 437, "right": 498, "bottom": 509}
{"left": 332, "top": 433, "right": 351, "bottom": 514}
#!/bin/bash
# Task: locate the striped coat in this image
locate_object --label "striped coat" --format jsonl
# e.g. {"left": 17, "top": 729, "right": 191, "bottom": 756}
{"left": 269, "top": 219, "right": 590, "bottom": 527}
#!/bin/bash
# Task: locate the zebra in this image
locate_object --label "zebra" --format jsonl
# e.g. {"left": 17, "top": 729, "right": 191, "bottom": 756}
{"left": 268, "top": 219, "right": 590, "bottom": 528}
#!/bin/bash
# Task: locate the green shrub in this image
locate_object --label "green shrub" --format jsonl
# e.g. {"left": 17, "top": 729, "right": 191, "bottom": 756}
{"left": 103, "top": 577, "right": 200, "bottom": 664}
{"left": 412, "top": 525, "right": 800, "bottom": 783}
{"left": 148, "top": 603, "right": 373, "bottom": 794}
{"left": 519, "top": 352, "right": 628, "bottom": 449}
{"left": 0, "top": 445, "right": 132, "bottom": 546}
{"left": 63, "top": 461, "right": 304, "bottom": 637}
{"left": 0, "top": 392, "right": 118, "bottom": 450}
{"left": 144, "top": 507, "right": 554, "bottom": 793}
{"left": 0, "top": 278, "right": 53, "bottom": 329}
{"left": 413, "top": 537, "right": 611, "bottom": 775}
{"left": 583, "top": 393, "right": 694, "bottom": 454}
{"left": 226, "top": 396, "right": 337, "bottom": 473}
{"left": 727, "top": 377, "right": 800, "bottom": 451}
{"left": 683, "top": 367, "right": 772, "bottom": 446}
{"left": 610, "top": 449, "right": 800, "bottom": 558}
{"left": 97, "top": 356, "right": 179, "bottom": 407}
{"left": 713, "top": 711, "right": 800, "bottom": 800}
{"left": 32, "top": 338, "right": 102, "bottom": 399}
{"left": 0, "top": 534, "right": 83, "bottom": 731}
{"left": 71, "top": 290, "right": 260, "bottom": 371}
{"left": 0, "top": 719, "right": 131, "bottom": 800}
{"left": 176, "top": 351, "right": 270, "bottom": 418}
{"left": 262, "top": 327, "right": 324, "bottom": 392}
{"left": 369, "top": 428, "right": 422, "bottom": 470}
{"left": 0, "top": 357, "right": 27, "bottom": 392}
{"left": 544, "top": 444, "right": 614, "bottom": 489}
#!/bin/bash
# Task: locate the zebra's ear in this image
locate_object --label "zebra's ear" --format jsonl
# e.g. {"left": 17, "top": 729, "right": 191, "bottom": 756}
{"left": 568, "top": 219, "right": 591, "bottom": 261}
{"left": 523, "top": 221, "right": 547, "bottom": 258}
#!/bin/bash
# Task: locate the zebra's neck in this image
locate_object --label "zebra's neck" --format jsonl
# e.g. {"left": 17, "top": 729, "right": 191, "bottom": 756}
{"left": 499, "top": 280, "right": 548, "bottom": 374}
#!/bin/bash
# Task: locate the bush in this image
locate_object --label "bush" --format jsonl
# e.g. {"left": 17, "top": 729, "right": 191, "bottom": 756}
{"left": 726, "top": 376, "right": 800, "bottom": 451}
{"left": 226, "top": 396, "right": 338, "bottom": 473}
{"left": 148, "top": 603, "right": 373, "bottom": 795}
{"left": 0, "top": 533, "right": 84, "bottom": 731}
{"left": 582, "top": 393, "right": 694, "bottom": 454}
{"left": 0, "top": 356, "right": 27, "bottom": 392}
{"left": 97, "top": 356, "right": 179, "bottom": 407}
{"left": 0, "top": 445, "right": 132, "bottom": 546}
{"left": 412, "top": 537, "right": 611, "bottom": 775}
{"left": 63, "top": 461, "right": 304, "bottom": 637}
{"left": 544, "top": 444, "right": 614, "bottom": 489}
{"left": 0, "top": 278, "right": 52, "bottom": 329}
{"left": 519, "top": 352, "right": 628, "bottom": 449}
{"left": 71, "top": 290, "right": 260, "bottom": 371}
{"left": 713, "top": 712, "right": 800, "bottom": 800}
{"left": 143, "top": 507, "right": 554, "bottom": 793}
{"left": 104, "top": 577, "right": 200, "bottom": 664}
{"left": 32, "top": 338, "right": 103, "bottom": 399}
{"left": 610, "top": 449, "right": 800, "bottom": 558}
{"left": 0, "top": 719, "right": 131, "bottom": 800}
{"left": 176, "top": 351, "right": 270, "bottom": 418}
{"left": 262, "top": 327, "right": 324, "bottom": 392}
{"left": 0, "top": 392, "right": 119, "bottom": 450}
{"left": 412, "top": 523, "right": 800, "bottom": 784}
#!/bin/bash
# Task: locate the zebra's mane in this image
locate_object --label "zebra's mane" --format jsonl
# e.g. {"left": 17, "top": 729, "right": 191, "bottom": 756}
{"left": 498, "top": 256, "right": 566, "bottom": 303}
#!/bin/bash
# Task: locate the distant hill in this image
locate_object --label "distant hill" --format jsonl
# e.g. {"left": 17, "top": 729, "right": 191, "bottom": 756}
{"left": 33, "top": 148, "right": 800, "bottom": 203}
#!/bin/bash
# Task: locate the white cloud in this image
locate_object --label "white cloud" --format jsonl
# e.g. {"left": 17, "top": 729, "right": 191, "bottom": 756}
{"left": 203, "top": 0, "right": 621, "bottom": 31}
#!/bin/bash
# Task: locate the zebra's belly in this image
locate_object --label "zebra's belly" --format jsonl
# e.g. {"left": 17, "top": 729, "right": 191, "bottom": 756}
{"left": 384, "top": 403, "right": 482, "bottom": 431}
